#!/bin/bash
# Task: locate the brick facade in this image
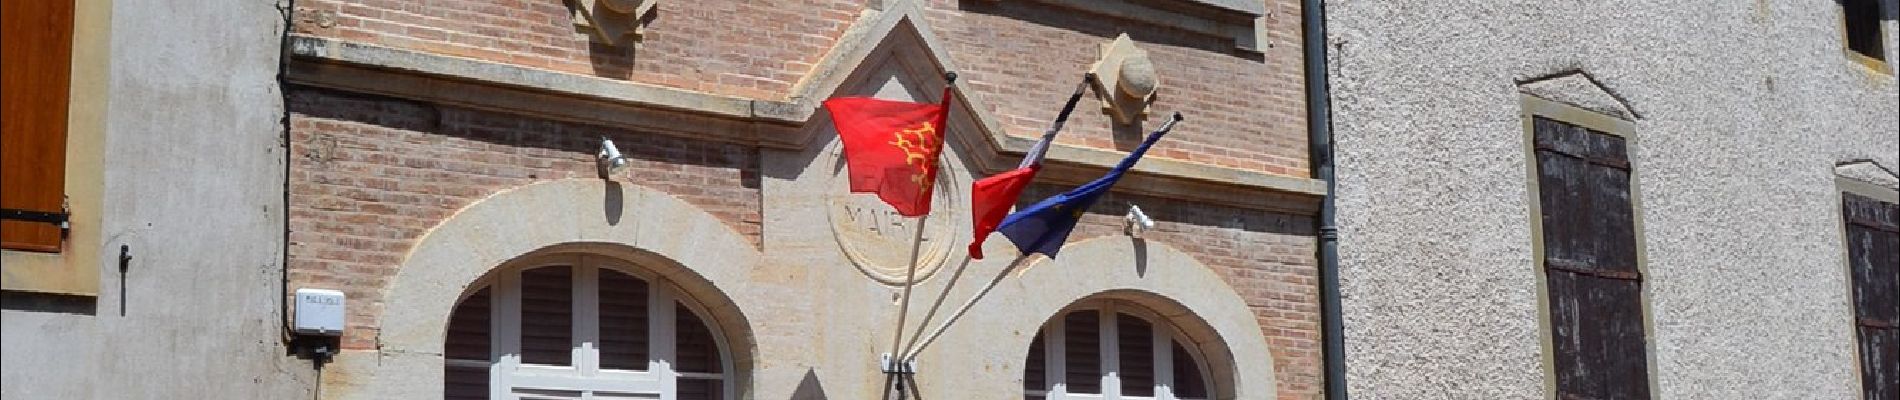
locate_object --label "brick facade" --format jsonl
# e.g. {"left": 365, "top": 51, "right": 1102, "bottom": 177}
{"left": 285, "top": 1, "right": 1319, "bottom": 398}
{"left": 290, "top": 0, "right": 1307, "bottom": 175}
{"left": 1032, "top": 185, "right": 1322, "bottom": 400}
{"left": 287, "top": 87, "right": 762, "bottom": 349}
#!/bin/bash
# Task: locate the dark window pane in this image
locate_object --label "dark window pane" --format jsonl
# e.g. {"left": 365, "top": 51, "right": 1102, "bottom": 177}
{"left": 1063, "top": 311, "right": 1102, "bottom": 394}
{"left": 1171, "top": 341, "right": 1207, "bottom": 398}
{"left": 446, "top": 288, "right": 491, "bottom": 361}
{"left": 598, "top": 270, "right": 650, "bottom": 370}
{"left": 1117, "top": 313, "right": 1155, "bottom": 396}
{"left": 1024, "top": 330, "right": 1046, "bottom": 391}
{"left": 1844, "top": 0, "right": 1886, "bottom": 60}
{"left": 676, "top": 302, "right": 722, "bottom": 374}
{"left": 519, "top": 267, "right": 572, "bottom": 366}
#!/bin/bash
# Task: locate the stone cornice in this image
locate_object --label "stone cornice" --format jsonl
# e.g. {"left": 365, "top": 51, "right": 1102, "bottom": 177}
{"left": 284, "top": 3, "right": 1324, "bottom": 212}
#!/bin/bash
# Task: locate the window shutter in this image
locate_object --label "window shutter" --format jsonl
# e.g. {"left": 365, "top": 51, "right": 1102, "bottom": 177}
{"left": 598, "top": 270, "right": 651, "bottom": 370}
{"left": 519, "top": 267, "right": 574, "bottom": 366}
{"left": 1117, "top": 313, "right": 1156, "bottom": 396}
{"left": 1063, "top": 311, "right": 1104, "bottom": 394}
{"left": 1025, "top": 331, "right": 1047, "bottom": 392}
{"left": 0, "top": 0, "right": 76, "bottom": 252}
{"left": 1170, "top": 341, "right": 1207, "bottom": 398}
{"left": 1533, "top": 116, "right": 1651, "bottom": 399}
{"left": 445, "top": 288, "right": 492, "bottom": 400}
{"left": 1844, "top": 193, "right": 1899, "bottom": 400}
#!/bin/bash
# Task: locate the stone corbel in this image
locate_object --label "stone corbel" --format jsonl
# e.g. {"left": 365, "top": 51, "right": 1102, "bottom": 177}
{"left": 1088, "top": 34, "right": 1159, "bottom": 125}
{"left": 569, "top": 0, "right": 658, "bottom": 46}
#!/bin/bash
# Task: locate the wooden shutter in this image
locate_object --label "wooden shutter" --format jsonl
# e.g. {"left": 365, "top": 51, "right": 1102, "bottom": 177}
{"left": 1025, "top": 330, "right": 1047, "bottom": 395}
{"left": 1844, "top": 193, "right": 1899, "bottom": 400}
{"left": 675, "top": 302, "right": 723, "bottom": 400}
{"left": 445, "top": 288, "right": 492, "bottom": 400}
{"left": 1170, "top": 341, "right": 1208, "bottom": 398}
{"left": 1533, "top": 116, "right": 1651, "bottom": 399}
{"left": 1, "top": 0, "right": 76, "bottom": 252}
{"left": 1063, "top": 311, "right": 1103, "bottom": 393}
{"left": 598, "top": 270, "right": 651, "bottom": 371}
{"left": 1117, "top": 313, "right": 1156, "bottom": 397}
{"left": 519, "top": 266, "right": 574, "bottom": 366}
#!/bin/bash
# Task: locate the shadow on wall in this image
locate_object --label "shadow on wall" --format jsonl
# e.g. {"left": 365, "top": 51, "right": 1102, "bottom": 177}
{"left": 286, "top": 86, "right": 762, "bottom": 190}
{"left": 584, "top": 6, "right": 661, "bottom": 80}
{"left": 791, "top": 369, "right": 827, "bottom": 400}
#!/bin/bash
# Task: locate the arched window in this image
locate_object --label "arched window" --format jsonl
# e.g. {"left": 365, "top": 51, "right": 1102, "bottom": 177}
{"left": 1024, "top": 300, "right": 1213, "bottom": 400}
{"left": 444, "top": 254, "right": 732, "bottom": 400}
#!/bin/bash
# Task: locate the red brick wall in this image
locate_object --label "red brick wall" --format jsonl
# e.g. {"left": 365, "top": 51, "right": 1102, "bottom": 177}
{"left": 1024, "top": 184, "right": 1322, "bottom": 400}
{"left": 925, "top": 0, "right": 1311, "bottom": 175}
{"left": 290, "top": 0, "right": 1308, "bottom": 176}
{"left": 286, "top": 87, "right": 762, "bottom": 349}
{"left": 292, "top": 0, "right": 864, "bottom": 100}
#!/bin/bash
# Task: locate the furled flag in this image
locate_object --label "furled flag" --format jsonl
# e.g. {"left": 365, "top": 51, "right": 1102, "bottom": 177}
{"left": 967, "top": 78, "right": 1092, "bottom": 259}
{"left": 822, "top": 85, "right": 955, "bottom": 216}
{"left": 994, "top": 112, "right": 1183, "bottom": 259}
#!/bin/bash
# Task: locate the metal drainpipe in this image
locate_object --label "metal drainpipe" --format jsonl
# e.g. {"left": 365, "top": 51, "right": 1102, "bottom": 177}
{"left": 1300, "top": 0, "right": 1347, "bottom": 398}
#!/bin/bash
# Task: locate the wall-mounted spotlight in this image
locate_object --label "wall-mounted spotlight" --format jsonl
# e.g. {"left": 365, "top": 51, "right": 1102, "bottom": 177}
{"left": 597, "top": 137, "right": 629, "bottom": 179}
{"left": 1124, "top": 204, "right": 1154, "bottom": 238}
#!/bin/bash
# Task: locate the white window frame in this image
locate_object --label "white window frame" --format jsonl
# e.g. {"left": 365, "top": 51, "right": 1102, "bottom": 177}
{"left": 1026, "top": 300, "right": 1215, "bottom": 400}
{"left": 446, "top": 254, "right": 736, "bottom": 400}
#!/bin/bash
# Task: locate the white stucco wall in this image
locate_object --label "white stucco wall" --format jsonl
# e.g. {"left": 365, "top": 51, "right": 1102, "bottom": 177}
{"left": 1329, "top": 0, "right": 1899, "bottom": 398}
{"left": 0, "top": 0, "right": 316, "bottom": 398}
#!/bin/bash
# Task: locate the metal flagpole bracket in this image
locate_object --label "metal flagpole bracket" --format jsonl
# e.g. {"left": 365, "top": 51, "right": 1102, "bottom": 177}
{"left": 881, "top": 352, "right": 917, "bottom": 374}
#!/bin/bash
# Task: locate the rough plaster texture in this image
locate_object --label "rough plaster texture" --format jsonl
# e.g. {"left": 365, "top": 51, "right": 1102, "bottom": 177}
{"left": 1328, "top": 0, "right": 1900, "bottom": 398}
{"left": 0, "top": 0, "right": 316, "bottom": 398}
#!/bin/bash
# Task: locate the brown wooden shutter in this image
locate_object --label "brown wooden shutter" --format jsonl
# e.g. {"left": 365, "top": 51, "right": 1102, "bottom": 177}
{"left": 598, "top": 269, "right": 651, "bottom": 371}
{"left": 445, "top": 288, "right": 492, "bottom": 400}
{"left": 1063, "top": 311, "right": 1103, "bottom": 393}
{"left": 1844, "top": 193, "right": 1899, "bottom": 400}
{"left": 519, "top": 266, "right": 573, "bottom": 366}
{"left": 1117, "top": 313, "right": 1156, "bottom": 396}
{"left": 1533, "top": 116, "right": 1652, "bottom": 399}
{"left": 0, "top": 0, "right": 76, "bottom": 252}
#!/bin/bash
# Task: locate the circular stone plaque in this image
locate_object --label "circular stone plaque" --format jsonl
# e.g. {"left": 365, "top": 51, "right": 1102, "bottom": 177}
{"left": 826, "top": 151, "right": 962, "bottom": 286}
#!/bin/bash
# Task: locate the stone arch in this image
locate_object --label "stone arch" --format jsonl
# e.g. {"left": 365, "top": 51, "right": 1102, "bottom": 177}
{"left": 350, "top": 178, "right": 764, "bottom": 398}
{"left": 919, "top": 236, "right": 1276, "bottom": 400}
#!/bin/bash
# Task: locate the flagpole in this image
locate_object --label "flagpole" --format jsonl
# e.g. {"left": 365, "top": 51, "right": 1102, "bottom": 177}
{"left": 906, "top": 112, "right": 1185, "bottom": 362}
{"left": 883, "top": 72, "right": 958, "bottom": 400}
{"left": 898, "top": 75, "right": 1092, "bottom": 358}
{"left": 903, "top": 253, "right": 1035, "bottom": 361}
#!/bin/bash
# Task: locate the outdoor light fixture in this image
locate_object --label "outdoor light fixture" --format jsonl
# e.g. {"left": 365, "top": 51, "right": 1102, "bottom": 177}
{"left": 597, "top": 137, "right": 629, "bottom": 179}
{"left": 1124, "top": 204, "right": 1154, "bottom": 238}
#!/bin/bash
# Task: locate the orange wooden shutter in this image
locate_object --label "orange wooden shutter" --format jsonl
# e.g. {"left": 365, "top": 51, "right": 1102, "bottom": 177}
{"left": 1, "top": 0, "right": 77, "bottom": 252}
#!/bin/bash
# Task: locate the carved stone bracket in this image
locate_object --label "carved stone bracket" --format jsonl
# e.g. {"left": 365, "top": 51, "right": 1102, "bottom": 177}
{"left": 569, "top": 0, "right": 657, "bottom": 46}
{"left": 1089, "top": 34, "right": 1160, "bottom": 125}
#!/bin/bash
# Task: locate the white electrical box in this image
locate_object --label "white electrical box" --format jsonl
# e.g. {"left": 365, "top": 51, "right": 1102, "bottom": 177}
{"left": 294, "top": 288, "right": 346, "bottom": 336}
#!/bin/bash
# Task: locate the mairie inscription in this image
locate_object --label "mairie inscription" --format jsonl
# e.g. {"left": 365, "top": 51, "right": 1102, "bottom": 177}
{"left": 827, "top": 150, "right": 960, "bottom": 286}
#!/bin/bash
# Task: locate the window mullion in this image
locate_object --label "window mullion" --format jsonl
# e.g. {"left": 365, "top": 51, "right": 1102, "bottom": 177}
{"left": 1155, "top": 331, "right": 1174, "bottom": 400}
{"left": 576, "top": 263, "right": 602, "bottom": 377}
{"left": 1101, "top": 308, "right": 1121, "bottom": 400}
{"left": 1049, "top": 318, "right": 1067, "bottom": 400}
{"left": 651, "top": 285, "right": 678, "bottom": 400}
{"left": 492, "top": 270, "right": 522, "bottom": 400}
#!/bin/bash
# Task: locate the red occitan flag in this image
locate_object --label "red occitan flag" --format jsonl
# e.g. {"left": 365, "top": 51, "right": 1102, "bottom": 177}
{"left": 822, "top": 88, "right": 953, "bottom": 217}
